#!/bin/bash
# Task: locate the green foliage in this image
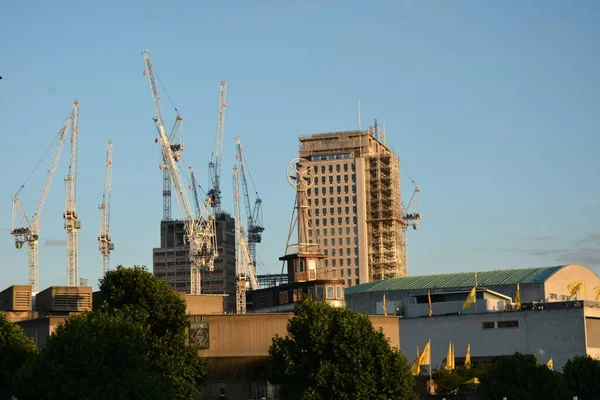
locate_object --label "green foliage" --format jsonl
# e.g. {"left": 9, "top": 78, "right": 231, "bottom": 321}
{"left": 15, "top": 310, "right": 173, "bottom": 399}
{"left": 98, "top": 265, "right": 207, "bottom": 399}
{"left": 479, "top": 352, "right": 568, "bottom": 400}
{"left": 15, "top": 265, "right": 207, "bottom": 400}
{"left": 267, "top": 297, "right": 418, "bottom": 400}
{"left": 98, "top": 265, "right": 189, "bottom": 339}
{"left": 433, "top": 363, "right": 489, "bottom": 394}
{"left": 563, "top": 355, "right": 600, "bottom": 399}
{"left": 0, "top": 313, "right": 38, "bottom": 398}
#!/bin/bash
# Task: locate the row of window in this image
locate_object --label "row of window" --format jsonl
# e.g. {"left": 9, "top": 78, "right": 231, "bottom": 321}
{"left": 324, "top": 258, "right": 359, "bottom": 268}
{"left": 324, "top": 248, "right": 358, "bottom": 257}
{"left": 312, "top": 161, "right": 355, "bottom": 172}
{"left": 308, "top": 186, "right": 356, "bottom": 196}
{"left": 323, "top": 237, "right": 357, "bottom": 246}
{"left": 314, "top": 217, "right": 357, "bottom": 227}
{"left": 310, "top": 227, "right": 358, "bottom": 237}
{"left": 482, "top": 320, "right": 519, "bottom": 329}
{"left": 279, "top": 285, "right": 344, "bottom": 304}
{"left": 308, "top": 196, "right": 357, "bottom": 206}
{"left": 315, "top": 174, "right": 356, "bottom": 184}
{"left": 313, "top": 206, "right": 357, "bottom": 216}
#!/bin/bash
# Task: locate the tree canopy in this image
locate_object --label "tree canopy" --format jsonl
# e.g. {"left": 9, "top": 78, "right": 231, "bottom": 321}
{"left": 563, "top": 355, "right": 600, "bottom": 399}
{"left": 479, "top": 352, "right": 567, "bottom": 400}
{"left": 15, "top": 265, "right": 207, "bottom": 400}
{"left": 0, "top": 313, "right": 38, "bottom": 399}
{"left": 15, "top": 310, "right": 173, "bottom": 399}
{"left": 267, "top": 297, "right": 417, "bottom": 400}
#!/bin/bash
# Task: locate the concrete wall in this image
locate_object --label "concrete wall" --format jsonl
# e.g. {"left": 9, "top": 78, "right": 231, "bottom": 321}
{"left": 182, "top": 294, "right": 225, "bottom": 315}
{"left": 399, "top": 307, "right": 587, "bottom": 371}
{"left": 191, "top": 313, "right": 401, "bottom": 358}
{"left": 17, "top": 317, "right": 68, "bottom": 348}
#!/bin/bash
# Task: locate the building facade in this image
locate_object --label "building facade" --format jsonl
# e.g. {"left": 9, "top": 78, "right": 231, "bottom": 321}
{"left": 152, "top": 213, "right": 237, "bottom": 311}
{"left": 299, "top": 129, "right": 406, "bottom": 286}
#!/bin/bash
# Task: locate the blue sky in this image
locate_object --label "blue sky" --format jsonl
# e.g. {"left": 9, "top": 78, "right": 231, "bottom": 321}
{"left": 1, "top": 0, "right": 599, "bottom": 291}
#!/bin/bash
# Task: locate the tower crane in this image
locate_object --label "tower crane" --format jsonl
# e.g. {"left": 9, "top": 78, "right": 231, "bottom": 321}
{"left": 208, "top": 81, "right": 227, "bottom": 213}
{"left": 64, "top": 100, "right": 81, "bottom": 286}
{"left": 402, "top": 186, "right": 421, "bottom": 270}
{"left": 188, "top": 167, "right": 203, "bottom": 218}
{"left": 235, "top": 137, "right": 264, "bottom": 266}
{"left": 11, "top": 108, "right": 73, "bottom": 293}
{"left": 98, "top": 139, "right": 114, "bottom": 277}
{"left": 232, "top": 165, "right": 259, "bottom": 314}
{"left": 142, "top": 51, "right": 184, "bottom": 221}
{"left": 142, "top": 51, "right": 217, "bottom": 295}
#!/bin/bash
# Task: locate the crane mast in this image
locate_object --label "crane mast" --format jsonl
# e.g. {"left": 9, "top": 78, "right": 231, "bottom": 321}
{"left": 402, "top": 186, "right": 421, "bottom": 270}
{"left": 188, "top": 167, "right": 202, "bottom": 218}
{"left": 142, "top": 50, "right": 217, "bottom": 295}
{"left": 142, "top": 51, "right": 184, "bottom": 221}
{"left": 235, "top": 137, "right": 264, "bottom": 266}
{"left": 208, "top": 81, "right": 227, "bottom": 213}
{"left": 98, "top": 139, "right": 114, "bottom": 277}
{"left": 64, "top": 100, "right": 81, "bottom": 286}
{"left": 233, "top": 166, "right": 259, "bottom": 314}
{"left": 11, "top": 110, "right": 73, "bottom": 292}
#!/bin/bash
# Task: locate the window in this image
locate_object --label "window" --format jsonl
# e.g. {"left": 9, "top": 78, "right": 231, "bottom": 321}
{"left": 346, "top": 227, "right": 351, "bottom": 234}
{"left": 308, "top": 287, "right": 314, "bottom": 298}
{"left": 346, "top": 217, "right": 350, "bottom": 224}
{"left": 329, "top": 197, "right": 334, "bottom": 205}
{"left": 344, "top": 164, "right": 348, "bottom": 172}
{"left": 498, "top": 320, "right": 519, "bottom": 328}
{"left": 315, "top": 198, "right": 319, "bottom": 205}
{"left": 279, "top": 291, "right": 289, "bottom": 304}
{"left": 317, "top": 286, "right": 324, "bottom": 299}
{"left": 347, "top": 268, "right": 352, "bottom": 276}
{"left": 336, "top": 164, "right": 341, "bottom": 172}
{"left": 346, "top": 237, "right": 350, "bottom": 245}
{"left": 347, "top": 279, "right": 352, "bottom": 287}
{"left": 338, "top": 228, "right": 343, "bottom": 235}
{"left": 332, "top": 249, "right": 336, "bottom": 256}
{"left": 329, "top": 176, "right": 333, "bottom": 184}
{"left": 482, "top": 322, "right": 495, "bottom": 329}
{"left": 344, "top": 175, "right": 348, "bottom": 183}
{"left": 315, "top": 209, "right": 319, "bottom": 216}
{"left": 338, "top": 217, "right": 342, "bottom": 225}
{"left": 329, "top": 165, "right": 333, "bottom": 173}
{"left": 336, "top": 286, "right": 343, "bottom": 299}
{"left": 338, "top": 207, "right": 342, "bottom": 214}
{"left": 341, "top": 269, "right": 344, "bottom": 277}
{"left": 336, "top": 175, "right": 341, "bottom": 183}
{"left": 351, "top": 163, "right": 355, "bottom": 171}
{"left": 355, "top": 278, "right": 359, "bottom": 284}
{"left": 330, "top": 218, "right": 335, "bottom": 225}
{"left": 345, "top": 196, "right": 349, "bottom": 204}
{"left": 329, "top": 187, "right": 334, "bottom": 194}
{"left": 352, "top": 174, "right": 355, "bottom": 182}
{"left": 330, "top": 207, "right": 334, "bottom": 214}
{"left": 332, "top": 259, "right": 336, "bottom": 266}
{"left": 321, "top": 166, "right": 325, "bottom": 174}
{"left": 326, "top": 286, "right": 335, "bottom": 299}
{"left": 340, "top": 258, "right": 344, "bottom": 266}
{"left": 344, "top": 185, "right": 348, "bottom": 194}
{"left": 321, "top": 176, "right": 325, "bottom": 184}
{"left": 307, "top": 189, "right": 311, "bottom": 196}
{"left": 324, "top": 238, "right": 328, "bottom": 246}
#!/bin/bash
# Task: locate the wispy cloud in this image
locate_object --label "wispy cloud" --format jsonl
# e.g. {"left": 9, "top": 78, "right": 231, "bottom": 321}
{"left": 574, "top": 234, "right": 600, "bottom": 245}
{"left": 524, "top": 235, "right": 554, "bottom": 241}
{"left": 556, "top": 248, "right": 600, "bottom": 266}
{"left": 44, "top": 239, "right": 66, "bottom": 247}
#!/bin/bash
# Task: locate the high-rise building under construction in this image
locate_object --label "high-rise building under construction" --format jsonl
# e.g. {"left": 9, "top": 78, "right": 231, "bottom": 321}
{"left": 152, "top": 213, "right": 237, "bottom": 312}
{"left": 299, "top": 128, "right": 408, "bottom": 285}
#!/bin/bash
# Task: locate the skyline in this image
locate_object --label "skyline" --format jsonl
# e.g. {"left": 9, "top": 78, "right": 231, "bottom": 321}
{"left": 1, "top": 1, "right": 599, "bottom": 290}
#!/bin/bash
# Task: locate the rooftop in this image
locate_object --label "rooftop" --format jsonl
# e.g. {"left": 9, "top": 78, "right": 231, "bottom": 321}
{"left": 345, "top": 265, "right": 567, "bottom": 295}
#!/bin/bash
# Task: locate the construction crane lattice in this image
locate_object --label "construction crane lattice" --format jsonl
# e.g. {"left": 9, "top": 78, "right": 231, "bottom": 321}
{"left": 208, "top": 81, "right": 227, "bottom": 213}
{"left": 64, "top": 100, "right": 81, "bottom": 286}
{"left": 98, "top": 139, "right": 114, "bottom": 277}
{"left": 11, "top": 109, "right": 73, "bottom": 292}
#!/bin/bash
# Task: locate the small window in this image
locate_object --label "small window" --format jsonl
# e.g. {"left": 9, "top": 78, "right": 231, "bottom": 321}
{"left": 316, "top": 286, "right": 324, "bottom": 299}
{"left": 308, "top": 287, "right": 314, "bottom": 298}
{"left": 326, "top": 286, "right": 335, "bottom": 299}
{"left": 336, "top": 286, "right": 343, "bottom": 299}
{"left": 482, "top": 322, "right": 495, "bottom": 329}
{"left": 498, "top": 320, "right": 519, "bottom": 328}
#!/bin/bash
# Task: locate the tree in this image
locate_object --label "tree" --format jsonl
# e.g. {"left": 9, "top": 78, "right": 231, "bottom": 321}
{"left": 15, "top": 310, "right": 173, "bottom": 399}
{"left": 0, "top": 313, "right": 38, "bottom": 398}
{"left": 433, "top": 363, "right": 489, "bottom": 394}
{"left": 563, "top": 355, "right": 600, "bottom": 399}
{"left": 97, "top": 265, "right": 208, "bottom": 399}
{"left": 479, "top": 352, "right": 568, "bottom": 400}
{"left": 267, "top": 297, "right": 418, "bottom": 400}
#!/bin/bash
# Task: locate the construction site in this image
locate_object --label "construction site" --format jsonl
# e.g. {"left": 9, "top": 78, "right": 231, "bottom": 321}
{"left": 7, "top": 51, "right": 419, "bottom": 314}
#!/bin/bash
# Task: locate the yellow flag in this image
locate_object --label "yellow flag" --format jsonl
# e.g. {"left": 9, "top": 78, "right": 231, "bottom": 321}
{"left": 427, "top": 290, "right": 433, "bottom": 317}
{"left": 451, "top": 342, "right": 455, "bottom": 369}
{"left": 594, "top": 286, "right": 600, "bottom": 300}
{"left": 445, "top": 342, "right": 454, "bottom": 370}
{"left": 463, "top": 286, "right": 476, "bottom": 309}
{"left": 515, "top": 283, "right": 521, "bottom": 310}
{"left": 568, "top": 280, "right": 584, "bottom": 298}
{"left": 411, "top": 347, "right": 420, "bottom": 375}
{"left": 418, "top": 340, "right": 431, "bottom": 366}
{"left": 465, "top": 342, "right": 471, "bottom": 369}
{"left": 546, "top": 358, "right": 553, "bottom": 370}
{"left": 382, "top": 293, "right": 387, "bottom": 316}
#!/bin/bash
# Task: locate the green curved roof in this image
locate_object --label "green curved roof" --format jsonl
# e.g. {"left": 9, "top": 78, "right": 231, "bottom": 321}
{"left": 345, "top": 265, "right": 567, "bottom": 295}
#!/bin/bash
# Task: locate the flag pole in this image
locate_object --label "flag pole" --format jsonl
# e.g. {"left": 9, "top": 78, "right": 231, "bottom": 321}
{"left": 474, "top": 272, "right": 478, "bottom": 314}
